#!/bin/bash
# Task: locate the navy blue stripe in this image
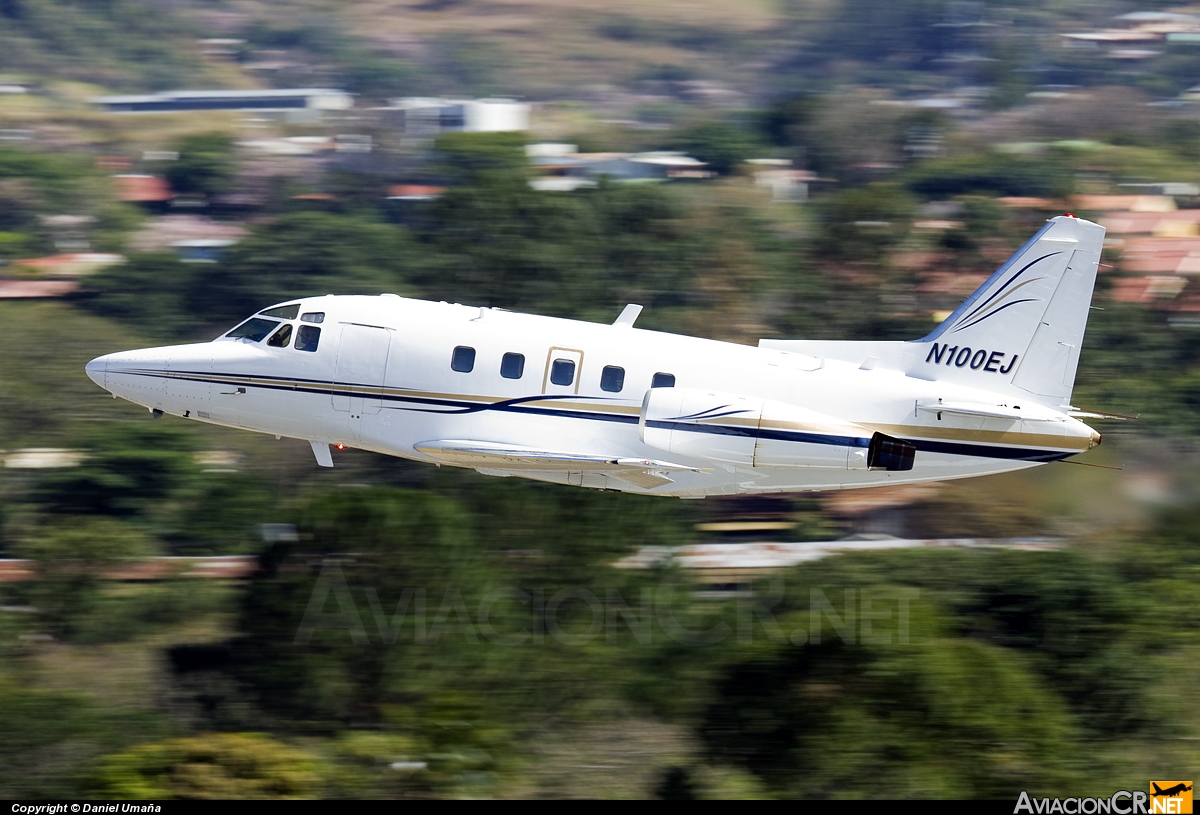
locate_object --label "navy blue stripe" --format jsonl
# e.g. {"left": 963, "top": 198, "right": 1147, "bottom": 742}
{"left": 646, "top": 419, "right": 870, "bottom": 449}
{"left": 951, "top": 297, "right": 1040, "bottom": 334}
{"left": 114, "top": 369, "right": 1077, "bottom": 462}
{"left": 184, "top": 369, "right": 626, "bottom": 410}
{"left": 759, "top": 428, "right": 871, "bottom": 448}
{"left": 119, "top": 367, "right": 644, "bottom": 428}
{"left": 905, "top": 438, "right": 1071, "bottom": 462}
{"left": 671, "top": 404, "right": 754, "bottom": 422}
{"left": 490, "top": 402, "right": 638, "bottom": 425}
{"left": 646, "top": 419, "right": 1068, "bottom": 460}
{"left": 952, "top": 252, "right": 1059, "bottom": 327}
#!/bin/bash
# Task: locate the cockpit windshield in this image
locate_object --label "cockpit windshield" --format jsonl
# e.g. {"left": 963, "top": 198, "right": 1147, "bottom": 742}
{"left": 223, "top": 303, "right": 320, "bottom": 346}
{"left": 225, "top": 317, "right": 280, "bottom": 342}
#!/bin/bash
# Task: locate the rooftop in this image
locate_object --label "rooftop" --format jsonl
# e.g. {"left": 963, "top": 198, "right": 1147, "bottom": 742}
{"left": 0, "top": 280, "right": 79, "bottom": 299}
{"left": 112, "top": 174, "right": 172, "bottom": 203}
{"left": 127, "top": 215, "right": 247, "bottom": 252}
{"left": 11, "top": 253, "right": 124, "bottom": 277}
{"left": 92, "top": 88, "right": 348, "bottom": 105}
{"left": 613, "top": 537, "right": 1064, "bottom": 576}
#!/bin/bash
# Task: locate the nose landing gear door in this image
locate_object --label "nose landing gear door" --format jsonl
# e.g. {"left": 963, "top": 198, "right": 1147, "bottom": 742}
{"left": 332, "top": 324, "right": 391, "bottom": 439}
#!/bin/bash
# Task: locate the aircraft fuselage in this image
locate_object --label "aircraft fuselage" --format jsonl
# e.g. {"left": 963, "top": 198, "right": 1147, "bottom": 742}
{"left": 85, "top": 292, "right": 1100, "bottom": 498}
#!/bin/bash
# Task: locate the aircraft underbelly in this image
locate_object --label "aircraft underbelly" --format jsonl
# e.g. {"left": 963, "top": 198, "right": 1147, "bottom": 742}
{"left": 502, "top": 455, "right": 1038, "bottom": 496}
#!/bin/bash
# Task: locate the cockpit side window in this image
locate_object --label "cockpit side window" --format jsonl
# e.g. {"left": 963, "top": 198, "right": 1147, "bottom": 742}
{"left": 300, "top": 312, "right": 325, "bottom": 324}
{"left": 295, "top": 325, "right": 321, "bottom": 352}
{"left": 260, "top": 304, "right": 300, "bottom": 319}
{"left": 267, "top": 324, "right": 293, "bottom": 348}
{"left": 226, "top": 318, "right": 280, "bottom": 342}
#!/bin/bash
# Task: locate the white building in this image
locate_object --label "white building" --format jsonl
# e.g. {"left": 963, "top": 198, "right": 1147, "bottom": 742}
{"left": 526, "top": 145, "right": 711, "bottom": 190}
{"left": 90, "top": 88, "right": 353, "bottom": 113}
{"left": 390, "top": 97, "right": 530, "bottom": 136}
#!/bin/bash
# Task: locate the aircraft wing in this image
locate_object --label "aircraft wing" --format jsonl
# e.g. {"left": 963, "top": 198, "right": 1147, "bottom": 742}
{"left": 413, "top": 440, "right": 704, "bottom": 489}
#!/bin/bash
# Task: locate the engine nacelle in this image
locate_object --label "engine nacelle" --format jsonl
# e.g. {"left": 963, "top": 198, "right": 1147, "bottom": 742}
{"left": 639, "top": 387, "right": 890, "bottom": 470}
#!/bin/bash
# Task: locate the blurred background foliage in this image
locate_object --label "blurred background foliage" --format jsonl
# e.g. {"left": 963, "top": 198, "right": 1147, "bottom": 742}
{"left": 1, "top": 0, "right": 1200, "bottom": 800}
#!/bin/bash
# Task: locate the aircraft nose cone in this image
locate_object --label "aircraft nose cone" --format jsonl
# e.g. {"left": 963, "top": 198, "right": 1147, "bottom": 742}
{"left": 85, "top": 354, "right": 109, "bottom": 390}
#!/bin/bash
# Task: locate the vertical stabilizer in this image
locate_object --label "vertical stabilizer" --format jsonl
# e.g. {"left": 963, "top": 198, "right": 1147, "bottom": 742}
{"left": 905, "top": 215, "right": 1105, "bottom": 408}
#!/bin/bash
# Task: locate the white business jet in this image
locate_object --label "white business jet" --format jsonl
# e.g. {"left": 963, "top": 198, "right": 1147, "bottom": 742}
{"left": 86, "top": 215, "right": 1107, "bottom": 498}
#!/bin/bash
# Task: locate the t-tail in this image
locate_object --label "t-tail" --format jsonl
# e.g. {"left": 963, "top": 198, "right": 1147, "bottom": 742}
{"left": 760, "top": 215, "right": 1106, "bottom": 410}
{"left": 909, "top": 214, "right": 1104, "bottom": 408}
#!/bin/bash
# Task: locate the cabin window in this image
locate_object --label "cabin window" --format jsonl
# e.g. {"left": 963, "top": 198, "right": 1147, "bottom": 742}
{"left": 300, "top": 311, "right": 325, "bottom": 324}
{"left": 295, "top": 325, "right": 321, "bottom": 352}
{"left": 652, "top": 372, "right": 675, "bottom": 388}
{"left": 267, "top": 324, "right": 293, "bottom": 348}
{"left": 260, "top": 304, "right": 300, "bottom": 319}
{"left": 501, "top": 352, "right": 525, "bottom": 379}
{"left": 226, "top": 318, "right": 279, "bottom": 342}
{"left": 600, "top": 365, "right": 625, "bottom": 393}
{"left": 451, "top": 346, "right": 476, "bottom": 373}
{"left": 550, "top": 358, "right": 576, "bottom": 386}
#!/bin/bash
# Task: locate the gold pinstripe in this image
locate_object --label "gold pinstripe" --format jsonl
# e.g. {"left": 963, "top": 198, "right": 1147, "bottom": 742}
{"left": 121, "top": 369, "right": 1091, "bottom": 451}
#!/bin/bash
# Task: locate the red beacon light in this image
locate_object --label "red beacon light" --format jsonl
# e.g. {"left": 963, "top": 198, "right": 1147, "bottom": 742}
{"left": 335, "top": 443, "right": 346, "bottom": 450}
{"left": 1063, "top": 212, "right": 1077, "bottom": 218}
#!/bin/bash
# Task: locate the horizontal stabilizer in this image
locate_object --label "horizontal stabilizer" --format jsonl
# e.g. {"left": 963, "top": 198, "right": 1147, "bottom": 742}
{"left": 915, "top": 401, "right": 1026, "bottom": 420}
{"left": 1067, "top": 408, "right": 1138, "bottom": 420}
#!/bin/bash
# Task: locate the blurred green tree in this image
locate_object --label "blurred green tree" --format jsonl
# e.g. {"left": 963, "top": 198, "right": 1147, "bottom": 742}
{"left": 93, "top": 733, "right": 322, "bottom": 798}
{"left": 13, "top": 517, "right": 157, "bottom": 641}
{"left": 33, "top": 421, "right": 197, "bottom": 518}
{"left": 0, "top": 680, "right": 161, "bottom": 798}
{"left": 815, "top": 183, "right": 916, "bottom": 263}
{"left": 701, "top": 608, "right": 1081, "bottom": 798}
{"left": 903, "top": 153, "right": 1075, "bottom": 200}
{"left": 84, "top": 253, "right": 201, "bottom": 340}
{"left": 434, "top": 131, "right": 528, "bottom": 181}
{"left": 192, "top": 212, "right": 411, "bottom": 327}
{"left": 671, "top": 119, "right": 765, "bottom": 175}
{"left": 165, "top": 133, "right": 236, "bottom": 198}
